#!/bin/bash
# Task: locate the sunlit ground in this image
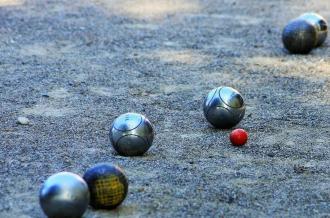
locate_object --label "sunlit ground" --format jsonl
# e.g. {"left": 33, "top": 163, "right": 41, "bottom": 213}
{"left": 145, "top": 49, "right": 212, "bottom": 65}
{"left": 243, "top": 56, "right": 330, "bottom": 79}
{"left": 19, "top": 42, "right": 76, "bottom": 58}
{"left": 241, "top": 56, "right": 330, "bottom": 105}
{"left": 92, "top": 0, "right": 200, "bottom": 20}
{"left": 0, "top": 0, "right": 23, "bottom": 6}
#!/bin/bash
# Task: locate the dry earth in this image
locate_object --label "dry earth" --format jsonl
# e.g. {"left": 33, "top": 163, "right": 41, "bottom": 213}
{"left": 0, "top": 0, "right": 329, "bottom": 217}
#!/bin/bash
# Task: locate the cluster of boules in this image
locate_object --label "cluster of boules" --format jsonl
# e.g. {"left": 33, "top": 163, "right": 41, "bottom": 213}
{"left": 282, "top": 13, "right": 328, "bottom": 54}
{"left": 39, "top": 163, "right": 128, "bottom": 218}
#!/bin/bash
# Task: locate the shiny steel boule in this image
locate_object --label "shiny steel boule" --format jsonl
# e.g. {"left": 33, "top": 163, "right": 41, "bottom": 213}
{"left": 109, "top": 112, "right": 154, "bottom": 156}
{"left": 282, "top": 13, "right": 328, "bottom": 54}
{"left": 203, "top": 86, "right": 245, "bottom": 129}
{"left": 299, "top": 13, "right": 328, "bottom": 47}
{"left": 39, "top": 172, "right": 90, "bottom": 218}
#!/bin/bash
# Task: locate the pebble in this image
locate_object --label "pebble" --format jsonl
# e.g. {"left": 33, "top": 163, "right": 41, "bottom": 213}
{"left": 17, "top": 116, "right": 30, "bottom": 125}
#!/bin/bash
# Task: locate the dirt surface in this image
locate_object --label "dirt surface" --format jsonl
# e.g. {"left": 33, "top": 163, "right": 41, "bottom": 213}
{"left": 0, "top": 0, "right": 329, "bottom": 217}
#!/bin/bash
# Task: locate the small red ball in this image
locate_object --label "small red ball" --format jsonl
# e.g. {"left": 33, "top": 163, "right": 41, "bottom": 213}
{"left": 230, "top": 129, "right": 248, "bottom": 146}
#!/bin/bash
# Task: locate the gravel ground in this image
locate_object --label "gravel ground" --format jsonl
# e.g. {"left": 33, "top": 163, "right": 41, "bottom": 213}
{"left": 0, "top": 0, "right": 329, "bottom": 217}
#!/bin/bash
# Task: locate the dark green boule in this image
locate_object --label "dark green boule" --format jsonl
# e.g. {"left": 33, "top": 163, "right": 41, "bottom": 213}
{"left": 282, "top": 19, "right": 317, "bottom": 54}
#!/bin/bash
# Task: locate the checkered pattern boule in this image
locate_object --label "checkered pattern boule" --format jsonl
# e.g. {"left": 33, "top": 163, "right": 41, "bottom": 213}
{"left": 93, "top": 175, "right": 125, "bottom": 206}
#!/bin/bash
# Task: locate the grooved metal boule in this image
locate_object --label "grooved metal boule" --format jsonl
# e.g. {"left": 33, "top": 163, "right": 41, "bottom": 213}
{"left": 299, "top": 13, "right": 328, "bottom": 47}
{"left": 282, "top": 13, "right": 328, "bottom": 54}
{"left": 109, "top": 112, "right": 154, "bottom": 156}
{"left": 203, "top": 87, "right": 245, "bottom": 129}
{"left": 39, "top": 172, "right": 90, "bottom": 218}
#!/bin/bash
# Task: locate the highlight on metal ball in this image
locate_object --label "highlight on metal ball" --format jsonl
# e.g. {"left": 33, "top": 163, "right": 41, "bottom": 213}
{"left": 39, "top": 172, "right": 90, "bottom": 218}
{"left": 299, "top": 13, "right": 328, "bottom": 47}
{"left": 83, "top": 163, "right": 128, "bottom": 210}
{"left": 109, "top": 112, "right": 154, "bottom": 156}
{"left": 203, "top": 86, "right": 245, "bottom": 129}
{"left": 282, "top": 12, "right": 328, "bottom": 54}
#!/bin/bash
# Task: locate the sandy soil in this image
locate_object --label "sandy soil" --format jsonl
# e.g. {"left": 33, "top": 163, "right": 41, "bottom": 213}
{"left": 0, "top": 0, "right": 329, "bottom": 217}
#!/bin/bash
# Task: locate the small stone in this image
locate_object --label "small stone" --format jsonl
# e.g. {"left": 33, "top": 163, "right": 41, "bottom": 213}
{"left": 17, "top": 116, "right": 30, "bottom": 125}
{"left": 41, "top": 93, "right": 49, "bottom": 98}
{"left": 137, "top": 187, "right": 145, "bottom": 192}
{"left": 267, "top": 152, "right": 275, "bottom": 157}
{"left": 294, "top": 165, "right": 308, "bottom": 174}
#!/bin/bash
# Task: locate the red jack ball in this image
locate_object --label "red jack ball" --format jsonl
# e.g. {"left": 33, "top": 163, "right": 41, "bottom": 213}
{"left": 230, "top": 129, "right": 248, "bottom": 146}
